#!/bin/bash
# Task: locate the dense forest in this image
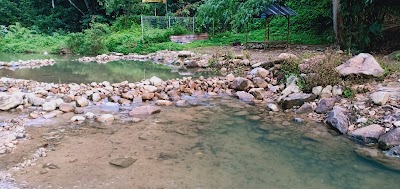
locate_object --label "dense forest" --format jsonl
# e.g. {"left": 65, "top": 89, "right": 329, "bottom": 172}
{"left": 0, "top": 0, "right": 399, "bottom": 54}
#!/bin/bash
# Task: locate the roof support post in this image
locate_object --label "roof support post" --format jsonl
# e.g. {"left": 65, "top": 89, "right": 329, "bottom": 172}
{"left": 287, "top": 15, "right": 290, "bottom": 48}
{"left": 246, "top": 22, "right": 249, "bottom": 49}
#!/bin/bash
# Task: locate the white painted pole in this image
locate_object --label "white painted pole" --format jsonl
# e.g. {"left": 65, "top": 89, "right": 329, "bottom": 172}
{"left": 141, "top": 15, "right": 144, "bottom": 42}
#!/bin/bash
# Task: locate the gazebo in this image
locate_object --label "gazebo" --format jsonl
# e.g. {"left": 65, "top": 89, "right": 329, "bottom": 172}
{"left": 245, "top": 4, "right": 297, "bottom": 49}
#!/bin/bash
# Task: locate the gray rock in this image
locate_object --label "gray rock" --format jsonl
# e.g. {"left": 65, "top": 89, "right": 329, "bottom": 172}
{"left": 315, "top": 98, "right": 336, "bottom": 114}
{"left": 336, "top": 53, "right": 384, "bottom": 77}
{"left": 109, "top": 157, "right": 137, "bottom": 168}
{"left": 378, "top": 127, "right": 400, "bottom": 150}
{"left": 236, "top": 91, "right": 255, "bottom": 102}
{"left": 325, "top": 106, "right": 350, "bottom": 134}
{"left": 176, "top": 100, "right": 189, "bottom": 107}
{"left": 349, "top": 124, "right": 385, "bottom": 144}
{"left": 249, "top": 88, "right": 264, "bottom": 100}
{"left": 231, "top": 77, "right": 252, "bottom": 91}
{"left": 59, "top": 103, "right": 75, "bottom": 113}
{"left": 280, "top": 93, "right": 317, "bottom": 109}
{"left": 252, "top": 77, "right": 268, "bottom": 88}
{"left": 0, "top": 93, "right": 24, "bottom": 111}
{"left": 370, "top": 92, "right": 390, "bottom": 105}
{"left": 295, "top": 103, "right": 314, "bottom": 114}
{"left": 385, "top": 145, "right": 400, "bottom": 157}
{"left": 26, "top": 94, "right": 45, "bottom": 106}
{"left": 129, "top": 106, "right": 161, "bottom": 116}
{"left": 249, "top": 67, "right": 269, "bottom": 78}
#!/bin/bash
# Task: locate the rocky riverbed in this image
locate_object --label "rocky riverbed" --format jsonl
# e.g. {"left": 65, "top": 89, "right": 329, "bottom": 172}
{"left": 0, "top": 59, "right": 55, "bottom": 70}
{"left": 1, "top": 49, "right": 400, "bottom": 187}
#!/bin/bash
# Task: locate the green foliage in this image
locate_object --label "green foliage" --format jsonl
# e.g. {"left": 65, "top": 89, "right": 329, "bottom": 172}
{"left": 395, "top": 54, "right": 400, "bottom": 61}
{"left": 0, "top": 23, "right": 67, "bottom": 53}
{"left": 302, "top": 52, "right": 343, "bottom": 91}
{"left": 67, "top": 23, "right": 110, "bottom": 55}
{"left": 342, "top": 87, "right": 354, "bottom": 98}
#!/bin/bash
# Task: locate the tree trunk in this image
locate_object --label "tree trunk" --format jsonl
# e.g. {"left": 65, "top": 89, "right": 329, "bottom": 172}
{"left": 332, "top": 0, "right": 340, "bottom": 48}
{"left": 67, "top": 0, "right": 85, "bottom": 15}
{"left": 52, "top": 0, "right": 55, "bottom": 8}
{"left": 83, "top": 0, "right": 91, "bottom": 12}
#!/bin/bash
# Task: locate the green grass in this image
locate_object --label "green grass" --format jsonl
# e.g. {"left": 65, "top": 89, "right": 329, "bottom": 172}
{"left": 0, "top": 24, "right": 329, "bottom": 55}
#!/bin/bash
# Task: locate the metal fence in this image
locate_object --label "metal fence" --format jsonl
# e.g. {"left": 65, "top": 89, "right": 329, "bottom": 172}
{"left": 140, "top": 16, "right": 195, "bottom": 42}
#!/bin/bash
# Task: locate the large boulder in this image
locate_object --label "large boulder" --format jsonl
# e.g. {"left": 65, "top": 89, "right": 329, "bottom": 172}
{"left": 315, "top": 98, "right": 336, "bottom": 114}
{"left": 348, "top": 124, "right": 385, "bottom": 144}
{"left": 336, "top": 53, "right": 384, "bottom": 77}
{"left": 0, "top": 93, "right": 24, "bottom": 111}
{"left": 280, "top": 93, "right": 316, "bottom": 109}
{"left": 378, "top": 127, "right": 400, "bottom": 150}
{"left": 26, "top": 94, "right": 45, "bottom": 106}
{"left": 231, "top": 77, "right": 252, "bottom": 91}
{"left": 325, "top": 106, "right": 350, "bottom": 134}
{"left": 129, "top": 106, "right": 161, "bottom": 116}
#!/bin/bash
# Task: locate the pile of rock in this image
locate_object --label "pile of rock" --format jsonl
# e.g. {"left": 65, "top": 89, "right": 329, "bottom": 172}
{"left": 77, "top": 50, "right": 254, "bottom": 71}
{"left": 0, "top": 59, "right": 56, "bottom": 70}
{"left": 0, "top": 118, "right": 26, "bottom": 155}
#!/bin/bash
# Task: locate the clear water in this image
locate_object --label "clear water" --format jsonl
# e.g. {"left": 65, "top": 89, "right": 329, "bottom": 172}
{"left": 172, "top": 98, "right": 400, "bottom": 189}
{"left": 0, "top": 52, "right": 211, "bottom": 83}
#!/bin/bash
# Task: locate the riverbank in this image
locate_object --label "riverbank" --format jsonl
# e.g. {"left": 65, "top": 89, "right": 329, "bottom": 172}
{"left": 1, "top": 48, "right": 400, "bottom": 187}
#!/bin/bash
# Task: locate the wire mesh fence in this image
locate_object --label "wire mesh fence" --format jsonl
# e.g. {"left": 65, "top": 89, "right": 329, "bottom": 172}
{"left": 141, "top": 16, "right": 195, "bottom": 42}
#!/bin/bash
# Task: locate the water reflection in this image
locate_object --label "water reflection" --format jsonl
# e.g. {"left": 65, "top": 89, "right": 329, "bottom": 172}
{"left": 0, "top": 52, "right": 214, "bottom": 83}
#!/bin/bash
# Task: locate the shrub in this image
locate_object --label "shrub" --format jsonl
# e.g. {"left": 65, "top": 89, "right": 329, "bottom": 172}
{"left": 302, "top": 52, "right": 343, "bottom": 91}
{"left": 67, "top": 23, "right": 110, "bottom": 55}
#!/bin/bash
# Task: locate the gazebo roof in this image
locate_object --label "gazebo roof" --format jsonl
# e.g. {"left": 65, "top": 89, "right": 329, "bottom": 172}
{"left": 259, "top": 4, "right": 297, "bottom": 18}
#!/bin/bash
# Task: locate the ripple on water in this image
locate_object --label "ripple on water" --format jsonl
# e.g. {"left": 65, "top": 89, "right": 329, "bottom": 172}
{"left": 177, "top": 99, "right": 400, "bottom": 189}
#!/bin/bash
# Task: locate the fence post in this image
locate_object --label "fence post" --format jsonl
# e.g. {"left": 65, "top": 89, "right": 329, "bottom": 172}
{"left": 168, "top": 16, "right": 171, "bottom": 28}
{"left": 141, "top": 15, "right": 144, "bottom": 43}
{"left": 192, "top": 17, "right": 195, "bottom": 34}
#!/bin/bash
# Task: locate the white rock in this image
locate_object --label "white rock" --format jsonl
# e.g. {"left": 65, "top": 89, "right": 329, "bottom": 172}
{"left": 149, "top": 76, "right": 163, "bottom": 86}
{"left": 332, "top": 85, "right": 343, "bottom": 96}
{"left": 92, "top": 93, "right": 101, "bottom": 102}
{"left": 42, "top": 101, "right": 57, "bottom": 111}
{"left": 143, "top": 85, "right": 158, "bottom": 93}
{"left": 312, "top": 86, "right": 323, "bottom": 96}
{"left": 76, "top": 96, "right": 89, "bottom": 107}
{"left": 96, "top": 114, "right": 114, "bottom": 122}
{"left": 70, "top": 116, "right": 86, "bottom": 122}
{"left": 370, "top": 92, "right": 390, "bottom": 105}
{"left": 320, "top": 85, "right": 333, "bottom": 98}
{"left": 393, "top": 121, "right": 400, "bottom": 127}
{"left": 267, "top": 103, "right": 279, "bottom": 112}
{"left": 85, "top": 112, "right": 95, "bottom": 119}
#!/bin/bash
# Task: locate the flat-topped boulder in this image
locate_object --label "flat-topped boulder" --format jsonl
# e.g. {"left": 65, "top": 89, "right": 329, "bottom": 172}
{"left": 0, "top": 92, "right": 24, "bottom": 111}
{"left": 349, "top": 124, "right": 385, "bottom": 144}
